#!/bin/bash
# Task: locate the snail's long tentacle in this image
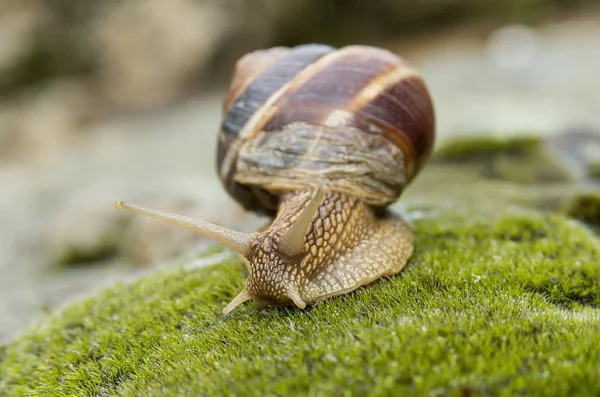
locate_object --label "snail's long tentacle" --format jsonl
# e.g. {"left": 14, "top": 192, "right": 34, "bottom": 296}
{"left": 115, "top": 201, "right": 253, "bottom": 257}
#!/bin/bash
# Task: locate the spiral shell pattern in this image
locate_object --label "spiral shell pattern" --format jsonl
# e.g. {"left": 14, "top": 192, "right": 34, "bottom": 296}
{"left": 217, "top": 44, "right": 435, "bottom": 215}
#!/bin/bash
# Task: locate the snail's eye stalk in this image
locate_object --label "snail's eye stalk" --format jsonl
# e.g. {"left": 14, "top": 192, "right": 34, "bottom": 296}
{"left": 279, "top": 183, "right": 331, "bottom": 257}
{"left": 114, "top": 201, "right": 253, "bottom": 257}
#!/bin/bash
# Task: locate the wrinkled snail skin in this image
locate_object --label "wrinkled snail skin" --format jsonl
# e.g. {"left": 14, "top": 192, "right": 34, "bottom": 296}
{"left": 115, "top": 44, "right": 435, "bottom": 314}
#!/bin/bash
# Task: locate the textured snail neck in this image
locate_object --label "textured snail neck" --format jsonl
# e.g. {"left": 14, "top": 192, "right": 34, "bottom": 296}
{"left": 241, "top": 188, "right": 366, "bottom": 307}
{"left": 228, "top": 187, "right": 413, "bottom": 313}
{"left": 278, "top": 183, "right": 331, "bottom": 257}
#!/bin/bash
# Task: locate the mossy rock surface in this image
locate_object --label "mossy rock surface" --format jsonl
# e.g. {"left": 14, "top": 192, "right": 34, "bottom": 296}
{"left": 562, "top": 191, "right": 600, "bottom": 231}
{"left": 589, "top": 162, "right": 600, "bottom": 180}
{"left": 1, "top": 210, "right": 599, "bottom": 396}
{"left": 432, "top": 134, "right": 574, "bottom": 184}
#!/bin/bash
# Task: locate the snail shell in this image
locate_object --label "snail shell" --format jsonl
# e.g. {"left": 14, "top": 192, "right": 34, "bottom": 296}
{"left": 217, "top": 44, "right": 435, "bottom": 216}
{"left": 116, "top": 44, "right": 435, "bottom": 314}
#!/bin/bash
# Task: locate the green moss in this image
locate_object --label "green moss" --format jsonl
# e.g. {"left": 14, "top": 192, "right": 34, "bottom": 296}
{"left": 433, "top": 134, "right": 573, "bottom": 184}
{"left": 562, "top": 191, "right": 600, "bottom": 230}
{"left": 1, "top": 210, "right": 599, "bottom": 396}
{"left": 51, "top": 238, "right": 120, "bottom": 268}
{"left": 588, "top": 162, "right": 600, "bottom": 181}
{"left": 434, "top": 135, "right": 542, "bottom": 160}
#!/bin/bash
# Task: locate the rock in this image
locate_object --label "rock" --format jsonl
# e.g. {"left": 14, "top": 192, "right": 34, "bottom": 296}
{"left": 546, "top": 125, "right": 600, "bottom": 182}
{"left": 1, "top": 0, "right": 595, "bottom": 108}
{"left": 431, "top": 133, "right": 575, "bottom": 184}
{"left": 0, "top": 1, "right": 47, "bottom": 78}
{"left": 0, "top": 0, "right": 95, "bottom": 95}
{"left": 0, "top": 0, "right": 295, "bottom": 108}
{"left": 47, "top": 185, "right": 258, "bottom": 268}
{"left": 90, "top": 0, "right": 231, "bottom": 109}
{"left": 47, "top": 189, "right": 133, "bottom": 268}
{"left": 0, "top": 79, "right": 104, "bottom": 161}
{"left": 1, "top": 209, "right": 599, "bottom": 395}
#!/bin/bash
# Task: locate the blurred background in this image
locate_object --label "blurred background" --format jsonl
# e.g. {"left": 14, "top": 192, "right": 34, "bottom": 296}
{"left": 1, "top": 0, "right": 599, "bottom": 342}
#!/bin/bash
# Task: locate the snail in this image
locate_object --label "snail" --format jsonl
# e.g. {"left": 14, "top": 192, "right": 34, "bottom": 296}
{"left": 115, "top": 44, "right": 435, "bottom": 314}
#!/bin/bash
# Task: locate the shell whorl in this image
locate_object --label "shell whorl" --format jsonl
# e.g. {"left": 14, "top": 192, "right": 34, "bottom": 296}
{"left": 217, "top": 44, "right": 435, "bottom": 215}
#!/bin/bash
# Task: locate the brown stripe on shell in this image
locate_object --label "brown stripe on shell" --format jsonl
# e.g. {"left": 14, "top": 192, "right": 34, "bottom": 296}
{"left": 221, "top": 44, "right": 335, "bottom": 139}
{"left": 319, "top": 65, "right": 420, "bottom": 162}
{"left": 354, "top": 75, "right": 435, "bottom": 178}
{"left": 340, "top": 64, "right": 420, "bottom": 118}
{"left": 260, "top": 46, "right": 401, "bottom": 132}
{"left": 234, "top": 44, "right": 370, "bottom": 141}
{"left": 223, "top": 47, "right": 290, "bottom": 113}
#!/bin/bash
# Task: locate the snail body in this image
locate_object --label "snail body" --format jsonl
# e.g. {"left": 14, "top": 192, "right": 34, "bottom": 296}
{"left": 116, "top": 44, "right": 435, "bottom": 314}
